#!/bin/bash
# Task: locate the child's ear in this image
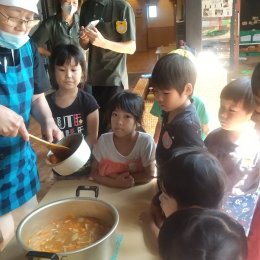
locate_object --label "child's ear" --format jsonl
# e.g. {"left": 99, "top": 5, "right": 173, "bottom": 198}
{"left": 183, "top": 83, "right": 193, "bottom": 96}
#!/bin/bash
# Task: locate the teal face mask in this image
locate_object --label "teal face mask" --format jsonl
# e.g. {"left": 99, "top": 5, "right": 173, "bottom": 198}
{"left": 0, "top": 30, "right": 29, "bottom": 49}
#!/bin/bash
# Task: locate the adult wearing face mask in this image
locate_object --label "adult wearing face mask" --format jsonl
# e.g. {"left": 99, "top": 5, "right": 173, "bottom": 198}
{"left": 32, "top": 0, "right": 84, "bottom": 87}
{"left": 0, "top": 0, "right": 63, "bottom": 251}
{"left": 32, "top": 0, "right": 83, "bottom": 57}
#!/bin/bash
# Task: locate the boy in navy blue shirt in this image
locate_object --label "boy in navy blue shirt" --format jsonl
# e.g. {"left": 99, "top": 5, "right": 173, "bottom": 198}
{"left": 151, "top": 49, "right": 204, "bottom": 166}
{"left": 150, "top": 49, "right": 204, "bottom": 227}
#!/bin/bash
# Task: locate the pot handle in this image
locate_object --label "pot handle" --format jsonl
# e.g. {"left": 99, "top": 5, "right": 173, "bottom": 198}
{"left": 76, "top": 185, "right": 99, "bottom": 198}
{"left": 26, "top": 251, "right": 59, "bottom": 260}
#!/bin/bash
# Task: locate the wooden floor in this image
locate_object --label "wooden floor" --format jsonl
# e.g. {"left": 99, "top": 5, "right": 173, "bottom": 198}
{"left": 31, "top": 49, "right": 260, "bottom": 202}
{"left": 127, "top": 48, "right": 157, "bottom": 74}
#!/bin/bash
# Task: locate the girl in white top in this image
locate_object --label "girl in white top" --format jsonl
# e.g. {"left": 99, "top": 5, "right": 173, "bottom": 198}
{"left": 90, "top": 91, "right": 156, "bottom": 188}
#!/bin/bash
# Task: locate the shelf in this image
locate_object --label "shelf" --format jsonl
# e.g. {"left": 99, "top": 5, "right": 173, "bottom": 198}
{"left": 240, "top": 42, "right": 260, "bottom": 45}
{"left": 240, "top": 52, "right": 260, "bottom": 57}
{"left": 202, "top": 31, "right": 230, "bottom": 42}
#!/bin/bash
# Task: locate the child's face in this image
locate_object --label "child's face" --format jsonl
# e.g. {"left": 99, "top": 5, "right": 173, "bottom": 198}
{"left": 0, "top": 6, "right": 35, "bottom": 35}
{"left": 251, "top": 93, "right": 260, "bottom": 132}
{"left": 154, "top": 86, "right": 190, "bottom": 113}
{"left": 55, "top": 58, "right": 82, "bottom": 90}
{"left": 111, "top": 108, "right": 136, "bottom": 138}
{"left": 159, "top": 191, "right": 178, "bottom": 218}
{"left": 218, "top": 99, "right": 252, "bottom": 131}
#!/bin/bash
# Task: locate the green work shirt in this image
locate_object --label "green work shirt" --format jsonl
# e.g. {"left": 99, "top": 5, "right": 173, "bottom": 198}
{"left": 80, "top": 0, "right": 136, "bottom": 89}
{"left": 32, "top": 13, "right": 82, "bottom": 52}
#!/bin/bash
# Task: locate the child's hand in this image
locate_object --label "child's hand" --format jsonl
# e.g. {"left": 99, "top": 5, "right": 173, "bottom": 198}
{"left": 113, "top": 172, "right": 135, "bottom": 188}
{"left": 140, "top": 210, "right": 154, "bottom": 225}
{"left": 150, "top": 199, "right": 166, "bottom": 228}
{"left": 130, "top": 172, "right": 153, "bottom": 185}
{"left": 107, "top": 172, "right": 120, "bottom": 179}
{"left": 41, "top": 118, "right": 63, "bottom": 143}
{"left": 139, "top": 210, "right": 160, "bottom": 249}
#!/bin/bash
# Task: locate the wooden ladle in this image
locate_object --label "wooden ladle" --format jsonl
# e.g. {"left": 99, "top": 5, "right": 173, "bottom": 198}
{"left": 28, "top": 134, "right": 72, "bottom": 160}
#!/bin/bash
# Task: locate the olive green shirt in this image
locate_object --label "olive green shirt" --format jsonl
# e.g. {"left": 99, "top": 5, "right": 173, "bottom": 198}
{"left": 32, "top": 13, "right": 82, "bottom": 52}
{"left": 80, "top": 0, "right": 136, "bottom": 89}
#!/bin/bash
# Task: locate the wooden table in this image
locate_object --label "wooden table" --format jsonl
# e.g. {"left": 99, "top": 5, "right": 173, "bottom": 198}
{"left": 2, "top": 180, "right": 159, "bottom": 260}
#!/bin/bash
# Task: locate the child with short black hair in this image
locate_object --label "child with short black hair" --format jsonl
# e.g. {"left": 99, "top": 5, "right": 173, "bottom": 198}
{"left": 151, "top": 49, "right": 204, "bottom": 166}
{"left": 90, "top": 91, "right": 155, "bottom": 188}
{"left": 205, "top": 77, "right": 260, "bottom": 239}
{"left": 158, "top": 208, "right": 247, "bottom": 260}
{"left": 159, "top": 147, "right": 224, "bottom": 212}
{"left": 150, "top": 49, "right": 205, "bottom": 226}
{"left": 46, "top": 44, "right": 99, "bottom": 148}
{"left": 140, "top": 147, "right": 225, "bottom": 247}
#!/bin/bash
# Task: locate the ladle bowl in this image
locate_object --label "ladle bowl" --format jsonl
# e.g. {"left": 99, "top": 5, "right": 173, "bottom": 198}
{"left": 46, "top": 133, "right": 91, "bottom": 176}
{"left": 29, "top": 134, "right": 71, "bottom": 160}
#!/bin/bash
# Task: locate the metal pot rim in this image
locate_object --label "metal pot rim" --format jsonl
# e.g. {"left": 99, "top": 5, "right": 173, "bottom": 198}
{"left": 16, "top": 197, "right": 119, "bottom": 255}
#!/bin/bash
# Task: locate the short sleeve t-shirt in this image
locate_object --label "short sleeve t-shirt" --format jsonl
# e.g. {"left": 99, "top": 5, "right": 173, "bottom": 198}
{"left": 150, "top": 96, "right": 209, "bottom": 139}
{"left": 156, "top": 103, "right": 204, "bottom": 167}
{"left": 32, "top": 13, "right": 82, "bottom": 53}
{"left": 46, "top": 89, "right": 99, "bottom": 137}
{"left": 80, "top": 0, "right": 136, "bottom": 88}
{"left": 93, "top": 132, "right": 155, "bottom": 176}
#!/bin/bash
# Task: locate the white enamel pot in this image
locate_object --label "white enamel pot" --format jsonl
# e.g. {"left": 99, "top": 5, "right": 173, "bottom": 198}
{"left": 47, "top": 133, "right": 90, "bottom": 176}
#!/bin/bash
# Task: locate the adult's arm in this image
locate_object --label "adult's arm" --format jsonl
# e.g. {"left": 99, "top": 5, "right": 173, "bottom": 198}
{"left": 86, "top": 109, "right": 99, "bottom": 148}
{"left": 130, "top": 162, "right": 155, "bottom": 184}
{"left": 31, "top": 17, "right": 54, "bottom": 56}
{"left": 84, "top": 26, "right": 136, "bottom": 54}
{"left": 31, "top": 94, "right": 63, "bottom": 142}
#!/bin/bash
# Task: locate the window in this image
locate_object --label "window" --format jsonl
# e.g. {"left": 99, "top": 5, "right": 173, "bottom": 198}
{"left": 148, "top": 5, "right": 157, "bottom": 18}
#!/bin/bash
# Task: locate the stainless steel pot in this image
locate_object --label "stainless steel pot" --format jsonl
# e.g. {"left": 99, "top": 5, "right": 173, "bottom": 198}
{"left": 46, "top": 133, "right": 91, "bottom": 176}
{"left": 16, "top": 186, "right": 119, "bottom": 260}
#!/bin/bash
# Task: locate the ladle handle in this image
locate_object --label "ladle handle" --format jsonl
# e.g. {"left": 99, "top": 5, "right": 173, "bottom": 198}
{"left": 26, "top": 251, "right": 59, "bottom": 260}
{"left": 28, "top": 134, "right": 52, "bottom": 147}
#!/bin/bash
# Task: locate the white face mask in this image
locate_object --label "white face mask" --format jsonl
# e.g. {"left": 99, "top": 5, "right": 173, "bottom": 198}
{"left": 0, "top": 30, "right": 29, "bottom": 49}
{"left": 61, "top": 3, "right": 77, "bottom": 16}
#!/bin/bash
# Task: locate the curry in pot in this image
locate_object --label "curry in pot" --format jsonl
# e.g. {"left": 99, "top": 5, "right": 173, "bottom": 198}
{"left": 27, "top": 216, "right": 110, "bottom": 253}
